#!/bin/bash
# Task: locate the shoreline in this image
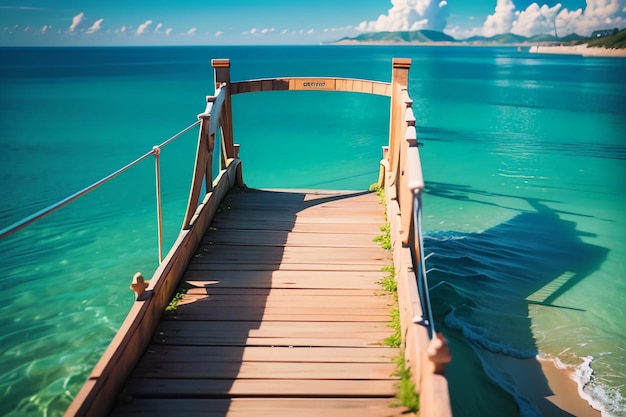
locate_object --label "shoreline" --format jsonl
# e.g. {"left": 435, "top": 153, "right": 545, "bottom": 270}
{"left": 528, "top": 43, "right": 626, "bottom": 57}
{"left": 494, "top": 355, "right": 603, "bottom": 417}
{"left": 538, "top": 357, "right": 603, "bottom": 417}
{"left": 333, "top": 40, "right": 626, "bottom": 57}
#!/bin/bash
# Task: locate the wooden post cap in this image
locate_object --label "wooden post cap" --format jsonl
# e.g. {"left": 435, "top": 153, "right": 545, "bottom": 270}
{"left": 212, "top": 59, "right": 230, "bottom": 68}
{"left": 393, "top": 58, "right": 412, "bottom": 68}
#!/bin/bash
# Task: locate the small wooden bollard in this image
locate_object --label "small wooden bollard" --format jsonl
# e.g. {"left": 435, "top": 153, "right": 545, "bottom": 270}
{"left": 427, "top": 332, "right": 452, "bottom": 374}
{"left": 130, "top": 272, "right": 149, "bottom": 301}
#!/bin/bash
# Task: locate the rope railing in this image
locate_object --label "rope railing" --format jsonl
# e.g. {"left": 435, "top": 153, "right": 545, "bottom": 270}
{"left": 0, "top": 120, "right": 201, "bottom": 263}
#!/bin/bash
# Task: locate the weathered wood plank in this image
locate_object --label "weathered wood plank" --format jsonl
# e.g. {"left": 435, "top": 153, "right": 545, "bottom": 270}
{"left": 178, "top": 296, "right": 392, "bottom": 311}
{"left": 209, "top": 219, "right": 382, "bottom": 234}
{"left": 187, "top": 246, "right": 390, "bottom": 265}
{"left": 124, "top": 378, "right": 398, "bottom": 398}
{"left": 182, "top": 287, "right": 389, "bottom": 297}
{"left": 155, "top": 320, "right": 392, "bottom": 334}
{"left": 132, "top": 361, "right": 397, "bottom": 380}
{"left": 183, "top": 279, "right": 383, "bottom": 290}
{"left": 164, "top": 312, "right": 391, "bottom": 322}
{"left": 111, "top": 398, "right": 405, "bottom": 416}
{"left": 202, "top": 229, "right": 382, "bottom": 247}
{"left": 149, "top": 336, "right": 390, "bottom": 348}
{"left": 185, "top": 262, "right": 386, "bottom": 271}
{"left": 136, "top": 346, "right": 399, "bottom": 364}
{"left": 111, "top": 398, "right": 407, "bottom": 417}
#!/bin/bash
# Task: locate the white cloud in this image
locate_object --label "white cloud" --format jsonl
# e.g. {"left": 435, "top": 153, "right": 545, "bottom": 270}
{"left": 69, "top": 12, "right": 84, "bottom": 32}
{"left": 482, "top": 0, "right": 516, "bottom": 37}
{"left": 513, "top": 3, "right": 562, "bottom": 37}
{"left": 564, "top": 0, "right": 624, "bottom": 35}
{"left": 41, "top": 25, "right": 52, "bottom": 33}
{"left": 86, "top": 18, "right": 103, "bottom": 34}
{"left": 165, "top": 28, "right": 172, "bottom": 36}
{"left": 154, "top": 23, "right": 163, "bottom": 33}
{"left": 474, "top": 0, "right": 626, "bottom": 38}
{"left": 215, "top": 31, "right": 223, "bottom": 37}
{"left": 357, "top": 0, "right": 449, "bottom": 32}
{"left": 136, "top": 20, "right": 152, "bottom": 35}
{"left": 187, "top": 27, "right": 197, "bottom": 36}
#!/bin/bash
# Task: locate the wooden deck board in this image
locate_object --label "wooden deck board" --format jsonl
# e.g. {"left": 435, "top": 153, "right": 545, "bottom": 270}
{"left": 188, "top": 246, "right": 390, "bottom": 265}
{"left": 110, "top": 189, "right": 400, "bottom": 417}
{"left": 136, "top": 346, "right": 398, "bottom": 364}
{"left": 132, "top": 361, "right": 398, "bottom": 380}
{"left": 202, "top": 229, "right": 382, "bottom": 247}
{"left": 111, "top": 398, "right": 408, "bottom": 417}
{"left": 124, "top": 378, "right": 398, "bottom": 397}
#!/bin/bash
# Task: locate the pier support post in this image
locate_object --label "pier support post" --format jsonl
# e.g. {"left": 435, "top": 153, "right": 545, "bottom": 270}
{"left": 212, "top": 59, "right": 235, "bottom": 169}
{"left": 387, "top": 58, "right": 412, "bottom": 192}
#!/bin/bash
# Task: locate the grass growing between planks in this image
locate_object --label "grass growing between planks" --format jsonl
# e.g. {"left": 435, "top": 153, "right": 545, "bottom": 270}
{"left": 393, "top": 352, "right": 420, "bottom": 412}
{"left": 165, "top": 288, "right": 188, "bottom": 312}
{"left": 371, "top": 184, "right": 420, "bottom": 413}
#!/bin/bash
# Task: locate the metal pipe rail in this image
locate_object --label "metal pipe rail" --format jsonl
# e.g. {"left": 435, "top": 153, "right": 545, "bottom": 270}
{"left": 0, "top": 120, "right": 201, "bottom": 263}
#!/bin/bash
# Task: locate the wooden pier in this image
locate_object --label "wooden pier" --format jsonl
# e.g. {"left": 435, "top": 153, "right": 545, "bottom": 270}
{"left": 110, "top": 188, "right": 403, "bottom": 416}
{"left": 63, "top": 58, "right": 452, "bottom": 417}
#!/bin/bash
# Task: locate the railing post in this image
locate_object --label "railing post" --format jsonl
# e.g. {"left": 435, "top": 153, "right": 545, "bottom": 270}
{"left": 387, "top": 58, "right": 411, "bottom": 190}
{"left": 153, "top": 146, "right": 164, "bottom": 263}
{"left": 212, "top": 59, "right": 235, "bottom": 169}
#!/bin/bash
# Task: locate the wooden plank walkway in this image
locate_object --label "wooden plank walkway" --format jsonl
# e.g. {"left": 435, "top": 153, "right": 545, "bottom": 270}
{"left": 110, "top": 188, "right": 405, "bottom": 417}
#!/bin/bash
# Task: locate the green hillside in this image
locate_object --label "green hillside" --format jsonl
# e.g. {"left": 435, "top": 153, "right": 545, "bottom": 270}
{"left": 335, "top": 29, "right": 622, "bottom": 47}
{"left": 464, "top": 33, "right": 527, "bottom": 43}
{"left": 588, "top": 29, "right": 626, "bottom": 48}
{"left": 339, "top": 30, "right": 456, "bottom": 43}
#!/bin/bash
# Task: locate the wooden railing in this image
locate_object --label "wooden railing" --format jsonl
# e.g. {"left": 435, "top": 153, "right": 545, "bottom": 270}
{"left": 64, "top": 65, "right": 244, "bottom": 417}
{"left": 64, "top": 58, "right": 452, "bottom": 417}
{"left": 380, "top": 58, "right": 453, "bottom": 417}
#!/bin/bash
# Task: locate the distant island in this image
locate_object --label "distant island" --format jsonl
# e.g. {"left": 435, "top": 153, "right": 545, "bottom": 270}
{"left": 333, "top": 28, "right": 626, "bottom": 57}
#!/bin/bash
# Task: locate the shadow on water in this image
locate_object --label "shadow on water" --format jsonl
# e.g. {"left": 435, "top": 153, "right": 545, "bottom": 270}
{"left": 423, "top": 181, "right": 609, "bottom": 417}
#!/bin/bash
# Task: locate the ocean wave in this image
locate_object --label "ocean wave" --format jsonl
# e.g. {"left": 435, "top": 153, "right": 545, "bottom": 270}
{"left": 547, "top": 355, "right": 624, "bottom": 417}
{"left": 445, "top": 306, "right": 537, "bottom": 359}
{"left": 423, "top": 197, "right": 615, "bottom": 416}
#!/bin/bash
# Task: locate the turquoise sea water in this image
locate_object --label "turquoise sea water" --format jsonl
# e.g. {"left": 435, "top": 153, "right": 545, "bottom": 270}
{"left": 0, "top": 46, "right": 624, "bottom": 417}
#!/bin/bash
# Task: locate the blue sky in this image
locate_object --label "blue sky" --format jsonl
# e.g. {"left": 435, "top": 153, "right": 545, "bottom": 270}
{"left": 1, "top": 0, "right": 624, "bottom": 46}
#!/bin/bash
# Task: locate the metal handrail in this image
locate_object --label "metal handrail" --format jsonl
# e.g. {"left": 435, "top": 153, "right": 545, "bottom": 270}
{"left": 412, "top": 189, "right": 436, "bottom": 339}
{"left": 0, "top": 120, "right": 201, "bottom": 263}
